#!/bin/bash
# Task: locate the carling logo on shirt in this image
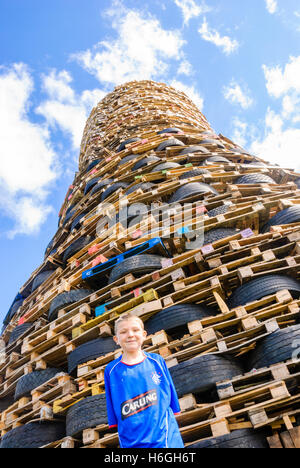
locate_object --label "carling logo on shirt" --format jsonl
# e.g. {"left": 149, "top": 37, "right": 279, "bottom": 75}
{"left": 121, "top": 389, "right": 158, "bottom": 420}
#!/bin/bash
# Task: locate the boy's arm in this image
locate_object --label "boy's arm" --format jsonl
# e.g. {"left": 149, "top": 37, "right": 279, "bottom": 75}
{"left": 160, "top": 357, "right": 181, "bottom": 415}
{"left": 104, "top": 368, "right": 118, "bottom": 428}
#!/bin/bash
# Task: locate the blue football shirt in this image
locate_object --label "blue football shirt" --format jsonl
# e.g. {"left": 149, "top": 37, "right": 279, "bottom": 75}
{"left": 104, "top": 351, "right": 184, "bottom": 448}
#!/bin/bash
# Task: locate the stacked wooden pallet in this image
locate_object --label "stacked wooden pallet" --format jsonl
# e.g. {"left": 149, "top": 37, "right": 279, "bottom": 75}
{"left": 1, "top": 80, "right": 300, "bottom": 449}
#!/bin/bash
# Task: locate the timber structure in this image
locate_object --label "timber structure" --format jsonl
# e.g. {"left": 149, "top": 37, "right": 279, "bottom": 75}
{"left": 1, "top": 80, "right": 300, "bottom": 449}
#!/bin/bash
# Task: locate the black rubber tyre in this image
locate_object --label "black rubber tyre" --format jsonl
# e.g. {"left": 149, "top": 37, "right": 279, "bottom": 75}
{"left": 114, "top": 208, "right": 144, "bottom": 228}
{"left": 204, "top": 228, "right": 239, "bottom": 245}
{"left": 248, "top": 161, "right": 266, "bottom": 167}
{"left": 31, "top": 270, "right": 55, "bottom": 293}
{"left": 70, "top": 212, "right": 87, "bottom": 232}
{"left": 228, "top": 275, "right": 300, "bottom": 309}
{"left": 262, "top": 207, "right": 300, "bottom": 233}
{"left": 10, "top": 298, "right": 24, "bottom": 316}
{"left": 62, "top": 236, "right": 94, "bottom": 266}
{"left": 67, "top": 337, "right": 118, "bottom": 375}
{"left": 65, "top": 204, "right": 76, "bottom": 216}
{"left": 236, "top": 173, "right": 275, "bottom": 184}
{"left": 179, "top": 145, "right": 209, "bottom": 155}
{"left": 6, "top": 299, "right": 24, "bottom": 324}
{"left": 8, "top": 323, "right": 33, "bottom": 345}
{"left": 179, "top": 169, "right": 209, "bottom": 180}
{"left": 169, "top": 354, "right": 243, "bottom": 398}
{"left": 144, "top": 304, "right": 214, "bottom": 335}
{"left": 108, "top": 254, "right": 164, "bottom": 284}
{"left": 2, "top": 308, "right": 12, "bottom": 327}
{"left": 66, "top": 394, "right": 107, "bottom": 437}
{"left": 207, "top": 205, "right": 230, "bottom": 218}
{"left": 188, "top": 429, "right": 269, "bottom": 448}
{"left": 0, "top": 395, "right": 15, "bottom": 412}
{"left": 169, "top": 182, "right": 218, "bottom": 204}
{"left": 0, "top": 421, "right": 66, "bottom": 448}
{"left": 85, "top": 159, "right": 101, "bottom": 173}
{"left": 63, "top": 207, "right": 77, "bottom": 226}
{"left": 132, "top": 156, "right": 160, "bottom": 171}
{"left": 44, "top": 236, "right": 55, "bottom": 257}
{"left": 118, "top": 154, "right": 140, "bottom": 167}
{"left": 248, "top": 324, "right": 300, "bottom": 371}
{"left": 14, "top": 368, "right": 63, "bottom": 400}
{"left": 151, "top": 162, "right": 181, "bottom": 172}
{"left": 127, "top": 215, "right": 146, "bottom": 228}
{"left": 84, "top": 178, "right": 100, "bottom": 195}
{"left": 157, "top": 128, "right": 182, "bottom": 135}
{"left": 125, "top": 182, "right": 155, "bottom": 195}
{"left": 204, "top": 156, "right": 230, "bottom": 165}
{"left": 156, "top": 138, "right": 184, "bottom": 152}
{"left": 198, "top": 139, "right": 225, "bottom": 149}
{"left": 118, "top": 138, "right": 141, "bottom": 152}
{"left": 48, "top": 289, "right": 93, "bottom": 322}
{"left": 90, "top": 178, "right": 114, "bottom": 197}
{"left": 100, "top": 182, "right": 129, "bottom": 202}
{"left": 230, "top": 147, "right": 250, "bottom": 156}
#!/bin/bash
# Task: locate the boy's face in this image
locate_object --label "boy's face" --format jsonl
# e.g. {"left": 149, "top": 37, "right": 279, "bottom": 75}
{"left": 114, "top": 318, "right": 147, "bottom": 353}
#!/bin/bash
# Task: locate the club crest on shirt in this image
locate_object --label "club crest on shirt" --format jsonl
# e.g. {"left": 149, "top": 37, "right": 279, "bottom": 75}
{"left": 151, "top": 371, "right": 162, "bottom": 385}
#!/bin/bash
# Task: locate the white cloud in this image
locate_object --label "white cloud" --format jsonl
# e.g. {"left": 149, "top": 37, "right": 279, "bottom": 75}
{"left": 250, "top": 109, "right": 300, "bottom": 171}
{"left": 198, "top": 18, "right": 239, "bottom": 55}
{"left": 42, "top": 70, "right": 75, "bottom": 102}
{"left": 1, "top": 197, "right": 53, "bottom": 240}
{"left": 174, "top": 0, "right": 211, "bottom": 25}
{"left": 231, "top": 119, "right": 249, "bottom": 148}
{"left": 0, "top": 63, "right": 58, "bottom": 237}
{"left": 262, "top": 55, "right": 300, "bottom": 123}
{"left": 71, "top": 2, "right": 187, "bottom": 86}
{"left": 263, "top": 56, "right": 300, "bottom": 98}
{"left": 177, "top": 60, "right": 193, "bottom": 76}
{"left": 37, "top": 70, "right": 105, "bottom": 149}
{"left": 229, "top": 56, "right": 300, "bottom": 172}
{"left": 281, "top": 94, "right": 300, "bottom": 120}
{"left": 265, "top": 0, "right": 277, "bottom": 14}
{"left": 169, "top": 79, "right": 204, "bottom": 110}
{"left": 223, "top": 80, "right": 253, "bottom": 109}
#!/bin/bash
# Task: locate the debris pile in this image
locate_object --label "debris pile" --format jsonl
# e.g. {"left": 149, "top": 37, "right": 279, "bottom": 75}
{"left": 1, "top": 80, "right": 300, "bottom": 449}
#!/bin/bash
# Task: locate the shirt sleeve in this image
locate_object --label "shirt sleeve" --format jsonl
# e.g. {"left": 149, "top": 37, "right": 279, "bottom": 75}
{"left": 104, "top": 367, "right": 118, "bottom": 428}
{"left": 160, "top": 356, "right": 181, "bottom": 414}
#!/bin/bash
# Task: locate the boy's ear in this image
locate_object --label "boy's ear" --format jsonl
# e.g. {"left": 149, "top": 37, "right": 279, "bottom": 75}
{"left": 113, "top": 335, "right": 119, "bottom": 345}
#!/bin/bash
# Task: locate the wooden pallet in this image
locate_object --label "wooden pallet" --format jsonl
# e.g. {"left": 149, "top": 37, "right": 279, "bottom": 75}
{"left": 72, "top": 288, "right": 160, "bottom": 339}
{"left": 74, "top": 314, "right": 297, "bottom": 395}
{"left": 4, "top": 250, "right": 299, "bottom": 399}
{"left": 53, "top": 382, "right": 105, "bottom": 416}
{"left": 216, "top": 359, "right": 300, "bottom": 400}
{"left": 74, "top": 295, "right": 299, "bottom": 388}
{"left": 0, "top": 374, "right": 75, "bottom": 436}
{"left": 268, "top": 425, "right": 300, "bottom": 449}
{"left": 10, "top": 201, "right": 300, "bottom": 331}
{"left": 82, "top": 380, "right": 290, "bottom": 448}
{"left": 40, "top": 436, "right": 81, "bottom": 449}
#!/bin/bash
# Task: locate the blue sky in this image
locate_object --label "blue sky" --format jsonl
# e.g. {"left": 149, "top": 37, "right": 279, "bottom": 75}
{"left": 0, "top": 0, "right": 300, "bottom": 325}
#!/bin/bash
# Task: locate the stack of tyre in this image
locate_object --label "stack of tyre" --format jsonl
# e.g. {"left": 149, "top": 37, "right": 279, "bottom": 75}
{"left": 2, "top": 87, "right": 300, "bottom": 449}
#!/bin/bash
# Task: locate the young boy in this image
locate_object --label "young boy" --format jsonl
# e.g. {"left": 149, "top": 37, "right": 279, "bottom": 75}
{"left": 104, "top": 311, "right": 184, "bottom": 448}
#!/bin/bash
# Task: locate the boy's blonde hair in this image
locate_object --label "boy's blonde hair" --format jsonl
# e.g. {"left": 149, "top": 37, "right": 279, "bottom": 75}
{"left": 114, "top": 311, "right": 144, "bottom": 335}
